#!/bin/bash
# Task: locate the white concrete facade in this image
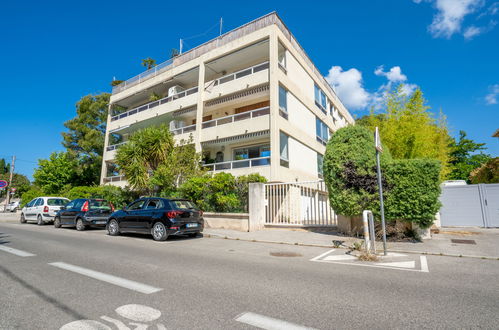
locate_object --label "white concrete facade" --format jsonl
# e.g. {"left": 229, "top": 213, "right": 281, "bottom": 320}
{"left": 101, "top": 12, "right": 354, "bottom": 186}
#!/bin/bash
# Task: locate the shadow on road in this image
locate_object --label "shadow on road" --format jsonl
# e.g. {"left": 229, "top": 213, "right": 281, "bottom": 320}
{"left": 0, "top": 232, "right": 11, "bottom": 245}
{"left": 0, "top": 264, "right": 86, "bottom": 320}
{"left": 119, "top": 232, "right": 204, "bottom": 242}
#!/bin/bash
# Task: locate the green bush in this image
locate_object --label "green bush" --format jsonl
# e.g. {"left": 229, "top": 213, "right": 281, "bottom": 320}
{"left": 20, "top": 187, "right": 45, "bottom": 207}
{"left": 177, "top": 172, "right": 267, "bottom": 213}
{"left": 323, "top": 125, "right": 392, "bottom": 216}
{"left": 384, "top": 159, "right": 441, "bottom": 228}
{"left": 62, "top": 185, "right": 137, "bottom": 209}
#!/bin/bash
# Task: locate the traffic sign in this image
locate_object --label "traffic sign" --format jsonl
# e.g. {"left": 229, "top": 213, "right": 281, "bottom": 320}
{"left": 0, "top": 180, "right": 8, "bottom": 189}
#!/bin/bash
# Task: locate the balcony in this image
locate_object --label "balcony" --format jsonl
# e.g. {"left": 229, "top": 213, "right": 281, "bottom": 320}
{"left": 203, "top": 156, "right": 270, "bottom": 171}
{"left": 106, "top": 142, "right": 127, "bottom": 152}
{"left": 171, "top": 124, "right": 196, "bottom": 136}
{"left": 110, "top": 86, "right": 198, "bottom": 122}
{"left": 205, "top": 62, "right": 269, "bottom": 102}
{"left": 103, "top": 175, "right": 125, "bottom": 183}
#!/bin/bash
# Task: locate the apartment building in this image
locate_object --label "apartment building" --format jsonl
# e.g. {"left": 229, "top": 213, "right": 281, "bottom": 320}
{"left": 101, "top": 12, "right": 354, "bottom": 187}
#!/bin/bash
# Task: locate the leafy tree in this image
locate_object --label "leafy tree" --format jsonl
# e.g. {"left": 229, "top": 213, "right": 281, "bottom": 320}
{"left": 469, "top": 158, "right": 499, "bottom": 184}
{"left": 323, "top": 125, "right": 392, "bottom": 217}
{"left": 448, "top": 131, "right": 491, "bottom": 182}
{"left": 0, "top": 173, "right": 30, "bottom": 198}
{"left": 115, "top": 125, "right": 202, "bottom": 194}
{"left": 62, "top": 185, "right": 138, "bottom": 208}
{"left": 20, "top": 186, "right": 45, "bottom": 207}
{"left": 0, "top": 158, "right": 9, "bottom": 174}
{"left": 62, "top": 93, "right": 110, "bottom": 186}
{"left": 33, "top": 152, "right": 78, "bottom": 194}
{"left": 141, "top": 57, "right": 156, "bottom": 70}
{"left": 359, "top": 86, "right": 453, "bottom": 178}
{"left": 110, "top": 80, "right": 124, "bottom": 87}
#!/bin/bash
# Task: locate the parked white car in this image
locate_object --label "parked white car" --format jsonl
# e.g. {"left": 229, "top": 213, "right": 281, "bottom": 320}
{"left": 20, "top": 197, "right": 70, "bottom": 225}
{"left": 6, "top": 201, "right": 20, "bottom": 212}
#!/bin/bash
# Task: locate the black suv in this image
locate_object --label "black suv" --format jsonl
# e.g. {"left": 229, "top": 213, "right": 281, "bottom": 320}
{"left": 54, "top": 198, "right": 114, "bottom": 231}
{"left": 106, "top": 198, "right": 204, "bottom": 241}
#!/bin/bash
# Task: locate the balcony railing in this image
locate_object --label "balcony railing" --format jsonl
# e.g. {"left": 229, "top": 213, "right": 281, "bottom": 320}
{"left": 103, "top": 175, "right": 125, "bottom": 183}
{"left": 202, "top": 106, "right": 270, "bottom": 129}
{"left": 203, "top": 156, "right": 270, "bottom": 171}
{"left": 106, "top": 142, "right": 127, "bottom": 151}
{"left": 110, "top": 86, "right": 198, "bottom": 122}
{"left": 112, "top": 59, "right": 174, "bottom": 94}
{"left": 171, "top": 124, "right": 196, "bottom": 136}
{"left": 209, "top": 62, "right": 269, "bottom": 88}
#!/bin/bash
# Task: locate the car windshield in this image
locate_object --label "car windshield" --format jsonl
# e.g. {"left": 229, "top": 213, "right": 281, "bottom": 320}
{"left": 47, "top": 198, "right": 69, "bottom": 206}
{"left": 171, "top": 200, "right": 198, "bottom": 210}
{"left": 89, "top": 200, "right": 112, "bottom": 211}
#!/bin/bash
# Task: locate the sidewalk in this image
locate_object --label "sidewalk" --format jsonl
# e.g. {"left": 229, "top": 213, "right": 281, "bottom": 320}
{"left": 204, "top": 227, "right": 499, "bottom": 260}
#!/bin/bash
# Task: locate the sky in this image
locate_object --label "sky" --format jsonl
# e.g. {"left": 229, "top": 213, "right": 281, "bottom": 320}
{"left": 0, "top": 0, "right": 498, "bottom": 180}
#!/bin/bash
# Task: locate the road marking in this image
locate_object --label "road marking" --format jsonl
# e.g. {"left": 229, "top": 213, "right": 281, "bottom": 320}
{"left": 378, "top": 261, "right": 415, "bottom": 269}
{"left": 48, "top": 262, "right": 162, "bottom": 294}
{"left": 0, "top": 245, "right": 35, "bottom": 257}
{"left": 420, "top": 256, "right": 429, "bottom": 273}
{"left": 324, "top": 254, "right": 357, "bottom": 261}
{"left": 235, "top": 312, "right": 317, "bottom": 330}
{"left": 309, "top": 249, "right": 335, "bottom": 261}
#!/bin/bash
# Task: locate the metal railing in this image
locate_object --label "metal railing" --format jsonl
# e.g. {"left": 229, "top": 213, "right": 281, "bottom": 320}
{"left": 264, "top": 180, "right": 336, "bottom": 227}
{"left": 112, "top": 59, "right": 174, "bottom": 94}
{"left": 209, "top": 62, "right": 269, "bottom": 88}
{"left": 110, "top": 86, "right": 198, "bottom": 122}
{"left": 103, "top": 175, "right": 125, "bottom": 183}
{"left": 203, "top": 156, "right": 270, "bottom": 171}
{"left": 170, "top": 124, "right": 196, "bottom": 135}
{"left": 106, "top": 142, "right": 127, "bottom": 151}
{"left": 202, "top": 106, "right": 270, "bottom": 129}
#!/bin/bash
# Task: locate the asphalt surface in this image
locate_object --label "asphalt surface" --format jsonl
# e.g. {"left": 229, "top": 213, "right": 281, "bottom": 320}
{"left": 1, "top": 222, "right": 498, "bottom": 329}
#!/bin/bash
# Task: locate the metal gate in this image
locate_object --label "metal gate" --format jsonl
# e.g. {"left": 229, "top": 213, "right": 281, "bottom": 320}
{"left": 264, "top": 181, "right": 336, "bottom": 227}
{"left": 440, "top": 183, "right": 499, "bottom": 227}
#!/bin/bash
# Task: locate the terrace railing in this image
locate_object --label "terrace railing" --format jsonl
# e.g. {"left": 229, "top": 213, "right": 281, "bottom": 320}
{"left": 203, "top": 156, "right": 270, "bottom": 171}
{"left": 202, "top": 106, "right": 269, "bottom": 129}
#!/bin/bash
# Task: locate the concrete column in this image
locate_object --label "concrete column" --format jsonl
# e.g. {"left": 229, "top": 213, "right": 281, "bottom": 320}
{"left": 268, "top": 28, "right": 280, "bottom": 181}
{"left": 248, "top": 183, "right": 266, "bottom": 231}
{"left": 194, "top": 62, "right": 206, "bottom": 153}
{"left": 100, "top": 103, "right": 113, "bottom": 185}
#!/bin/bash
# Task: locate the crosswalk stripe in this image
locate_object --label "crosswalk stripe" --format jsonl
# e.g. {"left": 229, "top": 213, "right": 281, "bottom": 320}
{"left": 235, "top": 312, "right": 317, "bottom": 330}
{"left": 0, "top": 245, "right": 36, "bottom": 257}
{"left": 48, "top": 262, "right": 162, "bottom": 294}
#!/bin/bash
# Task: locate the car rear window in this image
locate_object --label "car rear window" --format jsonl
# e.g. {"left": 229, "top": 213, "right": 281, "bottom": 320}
{"left": 47, "top": 198, "right": 69, "bottom": 206}
{"left": 89, "top": 200, "right": 112, "bottom": 210}
{"left": 170, "top": 200, "right": 198, "bottom": 210}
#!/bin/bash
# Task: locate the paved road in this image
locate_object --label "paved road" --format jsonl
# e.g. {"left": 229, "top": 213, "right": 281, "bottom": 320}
{"left": 1, "top": 222, "right": 498, "bottom": 329}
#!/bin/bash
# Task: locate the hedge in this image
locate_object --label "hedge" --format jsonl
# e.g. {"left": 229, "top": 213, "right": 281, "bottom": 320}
{"left": 384, "top": 159, "right": 441, "bottom": 228}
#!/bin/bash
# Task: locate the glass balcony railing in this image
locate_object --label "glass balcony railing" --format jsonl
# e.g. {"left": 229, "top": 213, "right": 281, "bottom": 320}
{"left": 209, "top": 62, "right": 269, "bottom": 88}
{"left": 170, "top": 124, "right": 196, "bottom": 136}
{"left": 106, "top": 142, "right": 127, "bottom": 151}
{"left": 202, "top": 106, "right": 269, "bottom": 129}
{"left": 103, "top": 175, "right": 125, "bottom": 183}
{"left": 110, "top": 86, "right": 198, "bottom": 122}
{"left": 203, "top": 156, "right": 270, "bottom": 171}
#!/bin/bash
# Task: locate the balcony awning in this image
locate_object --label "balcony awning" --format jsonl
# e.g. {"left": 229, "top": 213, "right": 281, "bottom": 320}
{"left": 172, "top": 106, "right": 197, "bottom": 117}
{"left": 205, "top": 84, "right": 269, "bottom": 108}
{"left": 201, "top": 130, "right": 270, "bottom": 146}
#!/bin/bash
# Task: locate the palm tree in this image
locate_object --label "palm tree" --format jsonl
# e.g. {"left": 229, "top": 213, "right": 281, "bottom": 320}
{"left": 141, "top": 57, "right": 156, "bottom": 70}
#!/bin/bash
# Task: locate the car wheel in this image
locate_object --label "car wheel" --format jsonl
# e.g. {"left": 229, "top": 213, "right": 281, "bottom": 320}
{"left": 54, "top": 217, "right": 61, "bottom": 228}
{"left": 152, "top": 222, "right": 168, "bottom": 241}
{"left": 37, "top": 215, "right": 44, "bottom": 226}
{"left": 107, "top": 219, "right": 120, "bottom": 236}
{"left": 76, "top": 219, "right": 85, "bottom": 231}
{"left": 20, "top": 214, "right": 26, "bottom": 224}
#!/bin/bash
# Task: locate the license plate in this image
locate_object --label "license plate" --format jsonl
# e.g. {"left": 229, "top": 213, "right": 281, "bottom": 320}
{"left": 186, "top": 223, "right": 198, "bottom": 228}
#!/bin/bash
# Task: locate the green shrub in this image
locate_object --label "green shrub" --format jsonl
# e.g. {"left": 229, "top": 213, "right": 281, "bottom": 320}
{"left": 323, "top": 125, "right": 391, "bottom": 216}
{"left": 177, "top": 172, "right": 267, "bottom": 213}
{"left": 20, "top": 187, "right": 45, "bottom": 207}
{"left": 384, "top": 159, "right": 441, "bottom": 228}
{"left": 62, "top": 185, "right": 137, "bottom": 209}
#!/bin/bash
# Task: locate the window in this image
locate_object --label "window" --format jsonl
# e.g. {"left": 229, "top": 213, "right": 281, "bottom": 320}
{"left": 35, "top": 198, "right": 44, "bottom": 207}
{"left": 278, "top": 43, "right": 287, "bottom": 71}
{"left": 316, "top": 117, "right": 329, "bottom": 145}
{"left": 171, "top": 200, "right": 198, "bottom": 210}
{"left": 47, "top": 198, "right": 69, "bottom": 206}
{"left": 234, "top": 145, "right": 270, "bottom": 160}
{"left": 314, "top": 84, "right": 328, "bottom": 113}
{"left": 89, "top": 200, "right": 113, "bottom": 211}
{"left": 280, "top": 132, "right": 289, "bottom": 167}
{"left": 127, "top": 200, "right": 146, "bottom": 211}
{"left": 279, "top": 86, "right": 288, "bottom": 119}
{"left": 74, "top": 200, "right": 85, "bottom": 210}
{"left": 145, "top": 199, "right": 164, "bottom": 210}
{"left": 317, "top": 153, "right": 324, "bottom": 178}
{"left": 64, "top": 201, "right": 75, "bottom": 209}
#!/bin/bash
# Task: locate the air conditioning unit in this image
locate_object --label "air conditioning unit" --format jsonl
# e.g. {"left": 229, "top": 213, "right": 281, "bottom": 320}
{"left": 168, "top": 85, "right": 185, "bottom": 97}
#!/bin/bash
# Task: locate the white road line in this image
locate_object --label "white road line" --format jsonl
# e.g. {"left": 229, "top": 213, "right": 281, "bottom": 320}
{"left": 309, "top": 249, "right": 335, "bottom": 261}
{"left": 420, "top": 256, "right": 429, "bottom": 273}
{"left": 377, "top": 261, "right": 416, "bottom": 269}
{"left": 324, "top": 254, "right": 357, "bottom": 261}
{"left": 0, "top": 245, "right": 36, "bottom": 257}
{"left": 235, "top": 312, "right": 317, "bottom": 330}
{"left": 48, "top": 262, "right": 162, "bottom": 294}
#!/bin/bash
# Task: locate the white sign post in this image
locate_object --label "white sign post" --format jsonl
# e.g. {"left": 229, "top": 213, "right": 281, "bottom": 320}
{"left": 375, "top": 127, "right": 387, "bottom": 256}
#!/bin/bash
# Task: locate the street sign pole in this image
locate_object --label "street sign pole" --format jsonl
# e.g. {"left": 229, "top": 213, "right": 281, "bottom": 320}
{"left": 374, "top": 128, "right": 387, "bottom": 256}
{"left": 3, "top": 156, "right": 15, "bottom": 213}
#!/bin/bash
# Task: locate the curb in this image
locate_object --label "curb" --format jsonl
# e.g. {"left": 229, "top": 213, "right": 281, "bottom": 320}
{"left": 203, "top": 233, "right": 499, "bottom": 261}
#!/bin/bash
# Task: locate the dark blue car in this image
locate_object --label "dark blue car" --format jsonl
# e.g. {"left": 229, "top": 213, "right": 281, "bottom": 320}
{"left": 106, "top": 198, "right": 204, "bottom": 241}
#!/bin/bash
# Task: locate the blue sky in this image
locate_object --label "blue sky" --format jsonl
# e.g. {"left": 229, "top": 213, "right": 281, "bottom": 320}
{"left": 0, "top": 0, "right": 498, "bottom": 179}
